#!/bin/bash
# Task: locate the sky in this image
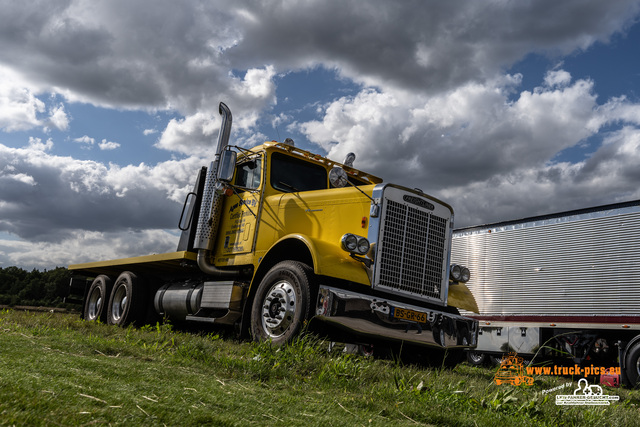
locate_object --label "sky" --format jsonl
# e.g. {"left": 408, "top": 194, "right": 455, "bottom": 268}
{"left": 2, "top": 0, "right": 640, "bottom": 270}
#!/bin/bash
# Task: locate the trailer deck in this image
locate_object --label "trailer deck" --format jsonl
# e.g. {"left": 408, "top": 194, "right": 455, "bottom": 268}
{"left": 68, "top": 251, "right": 198, "bottom": 278}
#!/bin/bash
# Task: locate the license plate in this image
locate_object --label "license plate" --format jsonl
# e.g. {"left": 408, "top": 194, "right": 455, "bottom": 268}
{"left": 391, "top": 307, "right": 427, "bottom": 323}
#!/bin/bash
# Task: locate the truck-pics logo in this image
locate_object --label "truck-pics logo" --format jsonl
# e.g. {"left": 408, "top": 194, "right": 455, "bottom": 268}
{"left": 494, "top": 353, "right": 534, "bottom": 386}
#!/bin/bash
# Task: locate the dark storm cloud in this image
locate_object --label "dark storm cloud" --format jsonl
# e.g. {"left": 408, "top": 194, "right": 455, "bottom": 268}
{"left": 0, "top": 141, "right": 203, "bottom": 242}
{"left": 232, "top": 0, "right": 640, "bottom": 92}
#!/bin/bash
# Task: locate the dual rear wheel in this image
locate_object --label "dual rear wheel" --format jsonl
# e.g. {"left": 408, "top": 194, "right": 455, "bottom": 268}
{"left": 84, "top": 271, "right": 147, "bottom": 326}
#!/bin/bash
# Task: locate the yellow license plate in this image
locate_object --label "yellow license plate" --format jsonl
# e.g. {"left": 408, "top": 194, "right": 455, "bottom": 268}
{"left": 392, "top": 307, "right": 427, "bottom": 323}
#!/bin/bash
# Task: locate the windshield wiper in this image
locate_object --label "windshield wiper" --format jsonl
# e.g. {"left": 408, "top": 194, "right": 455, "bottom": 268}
{"left": 278, "top": 181, "right": 300, "bottom": 192}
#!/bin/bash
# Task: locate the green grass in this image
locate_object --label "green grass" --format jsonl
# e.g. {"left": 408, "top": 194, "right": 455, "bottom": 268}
{"left": 1, "top": 309, "right": 639, "bottom": 426}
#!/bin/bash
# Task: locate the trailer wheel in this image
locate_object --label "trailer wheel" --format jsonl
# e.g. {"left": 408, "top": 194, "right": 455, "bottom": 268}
{"left": 466, "top": 351, "right": 487, "bottom": 366}
{"left": 84, "top": 275, "right": 112, "bottom": 322}
{"left": 107, "top": 271, "right": 147, "bottom": 327}
{"left": 250, "top": 261, "right": 315, "bottom": 345}
{"left": 625, "top": 342, "right": 640, "bottom": 386}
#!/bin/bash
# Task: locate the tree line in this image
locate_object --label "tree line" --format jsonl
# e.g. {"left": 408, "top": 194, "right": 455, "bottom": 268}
{"left": 0, "top": 266, "right": 71, "bottom": 307}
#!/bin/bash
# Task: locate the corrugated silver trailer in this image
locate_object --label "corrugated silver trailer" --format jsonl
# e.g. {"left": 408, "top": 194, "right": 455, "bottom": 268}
{"left": 451, "top": 200, "right": 640, "bottom": 385}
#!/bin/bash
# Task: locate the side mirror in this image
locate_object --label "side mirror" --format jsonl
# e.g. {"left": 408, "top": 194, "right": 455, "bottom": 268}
{"left": 217, "top": 150, "right": 237, "bottom": 182}
{"left": 329, "top": 166, "right": 349, "bottom": 188}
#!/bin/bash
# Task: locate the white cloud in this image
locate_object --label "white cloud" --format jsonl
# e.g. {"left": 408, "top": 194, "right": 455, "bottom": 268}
{"left": 98, "top": 139, "right": 120, "bottom": 150}
{"left": 155, "top": 112, "right": 219, "bottom": 156}
{"left": 27, "top": 137, "right": 54, "bottom": 151}
{"left": 544, "top": 70, "right": 572, "bottom": 88}
{"left": 0, "top": 67, "right": 46, "bottom": 132}
{"left": 153, "top": 68, "right": 276, "bottom": 157}
{"left": 48, "top": 103, "right": 70, "bottom": 131}
{"left": 231, "top": 66, "right": 277, "bottom": 103}
{"left": 74, "top": 135, "right": 95, "bottom": 146}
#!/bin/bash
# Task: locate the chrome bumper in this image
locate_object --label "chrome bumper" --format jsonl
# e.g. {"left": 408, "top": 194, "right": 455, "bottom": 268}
{"left": 315, "top": 286, "right": 478, "bottom": 349}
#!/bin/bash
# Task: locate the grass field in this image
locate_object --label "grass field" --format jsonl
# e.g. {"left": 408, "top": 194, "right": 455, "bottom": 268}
{"left": 1, "top": 309, "right": 638, "bottom": 426}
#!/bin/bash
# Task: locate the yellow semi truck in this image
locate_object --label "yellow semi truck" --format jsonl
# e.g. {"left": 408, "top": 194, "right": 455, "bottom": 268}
{"left": 68, "top": 102, "right": 478, "bottom": 357}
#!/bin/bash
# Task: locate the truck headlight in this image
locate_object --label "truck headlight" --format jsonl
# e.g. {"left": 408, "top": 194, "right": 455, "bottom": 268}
{"left": 461, "top": 266, "right": 471, "bottom": 282}
{"left": 357, "top": 237, "right": 370, "bottom": 254}
{"left": 450, "top": 264, "right": 462, "bottom": 281}
{"left": 450, "top": 264, "right": 471, "bottom": 283}
{"left": 341, "top": 234, "right": 370, "bottom": 255}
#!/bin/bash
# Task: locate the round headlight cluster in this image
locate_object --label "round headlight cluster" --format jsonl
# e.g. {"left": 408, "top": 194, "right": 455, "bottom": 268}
{"left": 450, "top": 264, "right": 471, "bottom": 283}
{"left": 341, "top": 234, "right": 370, "bottom": 255}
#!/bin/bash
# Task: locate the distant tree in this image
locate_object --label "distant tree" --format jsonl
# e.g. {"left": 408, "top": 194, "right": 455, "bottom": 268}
{"left": 0, "top": 266, "right": 71, "bottom": 307}
{"left": 0, "top": 266, "right": 28, "bottom": 294}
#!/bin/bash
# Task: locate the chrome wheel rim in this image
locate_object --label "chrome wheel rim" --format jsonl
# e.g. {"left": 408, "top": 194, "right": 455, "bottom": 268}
{"left": 87, "top": 287, "right": 102, "bottom": 321}
{"left": 261, "top": 280, "right": 297, "bottom": 338}
{"left": 468, "top": 352, "right": 484, "bottom": 364}
{"left": 111, "top": 285, "right": 128, "bottom": 323}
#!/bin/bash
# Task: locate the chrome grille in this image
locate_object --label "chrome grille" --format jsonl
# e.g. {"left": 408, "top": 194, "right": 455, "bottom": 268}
{"left": 375, "top": 193, "right": 449, "bottom": 303}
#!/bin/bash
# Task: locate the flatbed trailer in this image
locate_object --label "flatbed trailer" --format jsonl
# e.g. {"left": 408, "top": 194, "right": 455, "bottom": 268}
{"left": 450, "top": 200, "right": 640, "bottom": 385}
{"left": 70, "top": 252, "right": 197, "bottom": 277}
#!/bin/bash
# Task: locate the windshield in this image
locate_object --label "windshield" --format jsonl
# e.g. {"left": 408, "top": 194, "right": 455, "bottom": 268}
{"left": 270, "top": 152, "right": 327, "bottom": 193}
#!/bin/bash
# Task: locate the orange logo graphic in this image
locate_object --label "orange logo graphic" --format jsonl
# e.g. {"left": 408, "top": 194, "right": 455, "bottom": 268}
{"left": 494, "top": 353, "right": 534, "bottom": 386}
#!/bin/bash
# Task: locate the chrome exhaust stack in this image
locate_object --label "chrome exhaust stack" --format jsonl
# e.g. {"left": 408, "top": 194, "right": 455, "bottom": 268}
{"left": 193, "top": 102, "right": 239, "bottom": 277}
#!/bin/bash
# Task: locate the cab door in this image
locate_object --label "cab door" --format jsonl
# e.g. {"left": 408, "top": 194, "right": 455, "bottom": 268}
{"left": 215, "top": 153, "right": 262, "bottom": 256}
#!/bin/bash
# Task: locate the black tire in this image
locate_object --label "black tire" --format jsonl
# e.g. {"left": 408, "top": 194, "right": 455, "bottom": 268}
{"left": 625, "top": 342, "right": 640, "bottom": 387}
{"left": 84, "top": 275, "right": 112, "bottom": 322}
{"left": 490, "top": 355, "right": 504, "bottom": 366}
{"left": 250, "top": 261, "right": 315, "bottom": 345}
{"left": 466, "top": 351, "right": 487, "bottom": 366}
{"left": 107, "top": 271, "right": 148, "bottom": 327}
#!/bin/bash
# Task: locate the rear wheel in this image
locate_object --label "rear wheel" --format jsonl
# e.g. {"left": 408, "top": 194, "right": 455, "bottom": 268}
{"left": 107, "top": 271, "right": 148, "bottom": 327}
{"left": 466, "top": 351, "right": 487, "bottom": 366}
{"left": 625, "top": 341, "right": 640, "bottom": 387}
{"left": 250, "top": 261, "right": 315, "bottom": 345}
{"left": 84, "top": 275, "right": 112, "bottom": 322}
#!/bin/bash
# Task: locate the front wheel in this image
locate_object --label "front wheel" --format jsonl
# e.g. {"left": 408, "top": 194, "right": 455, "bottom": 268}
{"left": 250, "top": 261, "right": 315, "bottom": 345}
